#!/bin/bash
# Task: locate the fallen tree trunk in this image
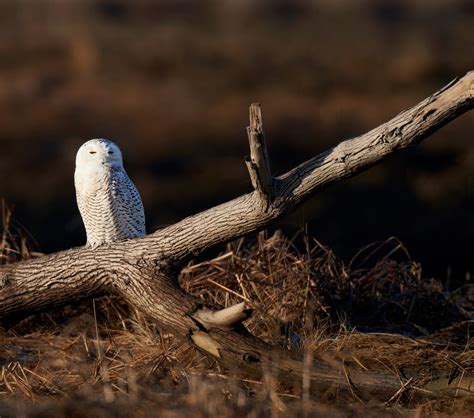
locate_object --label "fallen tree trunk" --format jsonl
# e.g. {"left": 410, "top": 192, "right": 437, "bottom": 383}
{"left": 1, "top": 72, "right": 474, "bottom": 401}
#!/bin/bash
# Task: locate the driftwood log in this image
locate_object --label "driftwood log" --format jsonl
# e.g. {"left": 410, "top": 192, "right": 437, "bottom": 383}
{"left": 1, "top": 72, "right": 474, "bottom": 401}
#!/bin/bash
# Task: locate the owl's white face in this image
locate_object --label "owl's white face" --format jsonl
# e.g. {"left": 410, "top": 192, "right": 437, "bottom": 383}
{"left": 75, "top": 138, "right": 124, "bottom": 171}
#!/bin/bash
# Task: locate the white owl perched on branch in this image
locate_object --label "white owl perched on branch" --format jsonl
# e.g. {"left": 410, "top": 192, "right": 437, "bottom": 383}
{"left": 74, "top": 139, "right": 146, "bottom": 247}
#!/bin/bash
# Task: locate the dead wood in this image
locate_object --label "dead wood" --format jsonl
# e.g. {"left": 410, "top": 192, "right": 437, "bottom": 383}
{"left": 1, "top": 72, "right": 474, "bottom": 401}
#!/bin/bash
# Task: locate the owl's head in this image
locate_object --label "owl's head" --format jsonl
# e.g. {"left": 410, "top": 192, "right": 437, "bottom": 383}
{"left": 76, "top": 139, "right": 124, "bottom": 170}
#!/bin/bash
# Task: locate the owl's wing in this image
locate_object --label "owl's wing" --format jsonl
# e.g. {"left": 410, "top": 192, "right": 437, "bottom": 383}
{"left": 111, "top": 170, "right": 146, "bottom": 237}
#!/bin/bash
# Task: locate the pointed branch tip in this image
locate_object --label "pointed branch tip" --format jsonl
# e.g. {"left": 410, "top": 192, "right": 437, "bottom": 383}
{"left": 249, "top": 103, "right": 263, "bottom": 131}
{"left": 193, "top": 301, "right": 252, "bottom": 329}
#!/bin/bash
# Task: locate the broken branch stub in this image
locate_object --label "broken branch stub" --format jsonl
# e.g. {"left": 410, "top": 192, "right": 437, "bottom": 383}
{"left": 193, "top": 301, "right": 251, "bottom": 329}
{"left": 245, "top": 103, "right": 274, "bottom": 207}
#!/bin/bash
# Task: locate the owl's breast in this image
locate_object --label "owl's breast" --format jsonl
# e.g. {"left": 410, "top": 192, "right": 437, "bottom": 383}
{"left": 75, "top": 166, "right": 109, "bottom": 196}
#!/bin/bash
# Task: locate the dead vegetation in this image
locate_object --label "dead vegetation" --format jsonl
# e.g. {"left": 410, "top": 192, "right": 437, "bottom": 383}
{"left": 0, "top": 205, "right": 472, "bottom": 417}
{"left": 0, "top": 200, "right": 42, "bottom": 265}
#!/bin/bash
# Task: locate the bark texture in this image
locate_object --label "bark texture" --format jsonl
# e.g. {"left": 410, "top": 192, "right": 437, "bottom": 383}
{"left": 1, "top": 72, "right": 474, "bottom": 401}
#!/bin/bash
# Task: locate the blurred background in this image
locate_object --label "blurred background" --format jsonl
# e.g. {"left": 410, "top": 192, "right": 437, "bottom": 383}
{"left": 0, "top": 0, "right": 472, "bottom": 284}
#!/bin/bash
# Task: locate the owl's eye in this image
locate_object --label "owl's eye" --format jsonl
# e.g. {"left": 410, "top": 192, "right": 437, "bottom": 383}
{"left": 108, "top": 151, "right": 114, "bottom": 155}
{"left": 89, "top": 151, "right": 96, "bottom": 154}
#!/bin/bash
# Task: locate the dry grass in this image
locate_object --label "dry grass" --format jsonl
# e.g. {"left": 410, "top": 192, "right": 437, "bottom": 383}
{"left": 0, "top": 199, "right": 42, "bottom": 265}
{"left": 0, "top": 204, "right": 473, "bottom": 416}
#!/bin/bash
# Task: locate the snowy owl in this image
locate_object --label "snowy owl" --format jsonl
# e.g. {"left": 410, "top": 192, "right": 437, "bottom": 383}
{"left": 74, "top": 138, "right": 146, "bottom": 247}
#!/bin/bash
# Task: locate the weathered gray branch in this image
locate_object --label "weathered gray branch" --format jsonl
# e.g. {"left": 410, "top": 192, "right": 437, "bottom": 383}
{"left": 140, "top": 71, "right": 474, "bottom": 264}
{"left": 1, "top": 72, "right": 474, "bottom": 400}
{"left": 245, "top": 103, "right": 273, "bottom": 207}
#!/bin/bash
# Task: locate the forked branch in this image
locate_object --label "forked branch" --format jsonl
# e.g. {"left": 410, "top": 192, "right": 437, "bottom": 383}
{"left": 136, "top": 71, "right": 474, "bottom": 264}
{"left": 1, "top": 72, "right": 474, "bottom": 400}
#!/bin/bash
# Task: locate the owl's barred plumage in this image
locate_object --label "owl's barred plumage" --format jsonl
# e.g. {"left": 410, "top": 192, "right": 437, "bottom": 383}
{"left": 75, "top": 139, "right": 146, "bottom": 247}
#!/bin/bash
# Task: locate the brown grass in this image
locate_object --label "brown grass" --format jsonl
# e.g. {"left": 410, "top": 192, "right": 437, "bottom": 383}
{"left": 0, "top": 204, "right": 473, "bottom": 417}
{"left": 1, "top": 200, "right": 40, "bottom": 265}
